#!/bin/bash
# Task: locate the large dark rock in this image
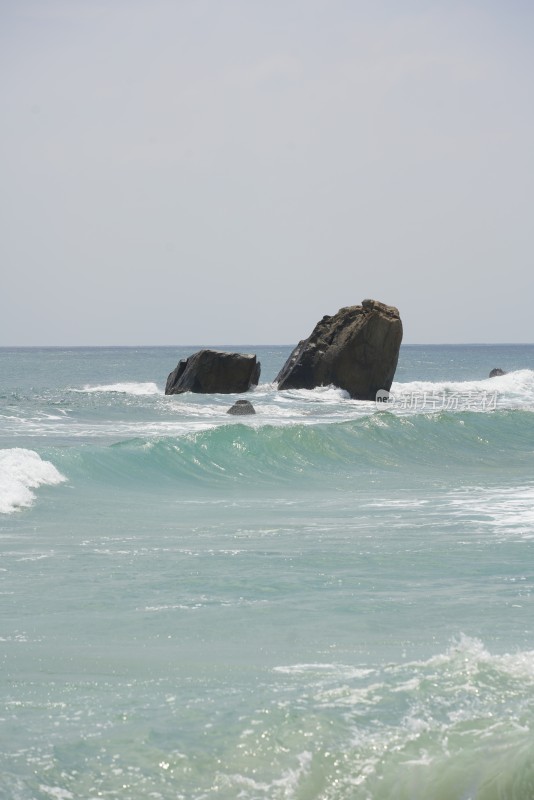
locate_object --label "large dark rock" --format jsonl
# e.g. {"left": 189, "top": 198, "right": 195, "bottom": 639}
{"left": 165, "top": 349, "right": 261, "bottom": 395}
{"left": 275, "top": 299, "right": 402, "bottom": 400}
{"left": 489, "top": 368, "right": 506, "bottom": 378}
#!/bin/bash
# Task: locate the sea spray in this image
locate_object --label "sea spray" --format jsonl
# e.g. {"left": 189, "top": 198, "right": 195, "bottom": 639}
{"left": 0, "top": 448, "right": 66, "bottom": 513}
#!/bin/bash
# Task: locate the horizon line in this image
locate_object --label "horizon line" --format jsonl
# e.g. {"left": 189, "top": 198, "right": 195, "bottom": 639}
{"left": 2, "top": 342, "right": 534, "bottom": 349}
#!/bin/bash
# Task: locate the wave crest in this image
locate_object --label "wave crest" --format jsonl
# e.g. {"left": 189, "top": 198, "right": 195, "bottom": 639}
{"left": 0, "top": 448, "right": 66, "bottom": 514}
{"left": 59, "top": 408, "right": 534, "bottom": 491}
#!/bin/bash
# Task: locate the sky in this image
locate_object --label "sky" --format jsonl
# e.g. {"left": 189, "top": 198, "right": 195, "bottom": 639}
{"left": 1, "top": 0, "right": 533, "bottom": 345}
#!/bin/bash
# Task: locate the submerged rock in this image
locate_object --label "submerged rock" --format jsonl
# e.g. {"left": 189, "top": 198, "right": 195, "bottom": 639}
{"left": 165, "top": 349, "right": 261, "bottom": 395}
{"left": 489, "top": 368, "right": 506, "bottom": 378}
{"left": 227, "top": 399, "right": 256, "bottom": 415}
{"left": 275, "top": 299, "right": 402, "bottom": 400}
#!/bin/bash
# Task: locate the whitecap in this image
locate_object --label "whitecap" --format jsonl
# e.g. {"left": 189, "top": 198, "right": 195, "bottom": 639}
{"left": 277, "top": 384, "right": 351, "bottom": 403}
{"left": 391, "top": 368, "right": 534, "bottom": 412}
{"left": 0, "top": 448, "right": 66, "bottom": 514}
{"left": 75, "top": 382, "right": 162, "bottom": 395}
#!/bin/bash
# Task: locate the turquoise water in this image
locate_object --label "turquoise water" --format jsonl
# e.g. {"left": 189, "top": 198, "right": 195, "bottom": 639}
{"left": 1, "top": 345, "right": 534, "bottom": 799}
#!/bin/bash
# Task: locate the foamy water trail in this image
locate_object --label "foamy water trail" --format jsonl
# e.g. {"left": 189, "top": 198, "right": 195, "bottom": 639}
{"left": 76, "top": 382, "right": 162, "bottom": 395}
{"left": 0, "top": 448, "right": 66, "bottom": 513}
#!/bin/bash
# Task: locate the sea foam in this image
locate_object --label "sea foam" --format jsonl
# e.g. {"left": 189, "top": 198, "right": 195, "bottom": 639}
{"left": 391, "top": 368, "right": 534, "bottom": 410}
{"left": 77, "top": 382, "right": 162, "bottom": 395}
{"left": 0, "top": 448, "right": 66, "bottom": 514}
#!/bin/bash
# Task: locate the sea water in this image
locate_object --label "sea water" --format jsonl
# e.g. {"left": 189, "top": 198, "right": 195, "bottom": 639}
{"left": 1, "top": 344, "right": 534, "bottom": 800}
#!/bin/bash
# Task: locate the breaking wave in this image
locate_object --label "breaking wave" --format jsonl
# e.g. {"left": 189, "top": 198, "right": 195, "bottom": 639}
{"left": 0, "top": 448, "right": 66, "bottom": 514}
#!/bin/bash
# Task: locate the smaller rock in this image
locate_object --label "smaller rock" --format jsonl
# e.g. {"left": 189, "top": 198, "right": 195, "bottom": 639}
{"left": 227, "top": 399, "right": 256, "bottom": 415}
{"left": 489, "top": 368, "right": 506, "bottom": 378}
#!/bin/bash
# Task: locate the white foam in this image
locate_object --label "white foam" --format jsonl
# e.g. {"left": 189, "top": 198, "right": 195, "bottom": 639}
{"left": 39, "top": 787, "right": 74, "bottom": 800}
{"left": 273, "top": 663, "right": 373, "bottom": 679}
{"left": 219, "top": 751, "right": 312, "bottom": 796}
{"left": 76, "top": 382, "right": 162, "bottom": 395}
{"left": 0, "top": 448, "right": 66, "bottom": 514}
{"left": 447, "top": 484, "right": 534, "bottom": 538}
{"left": 278, "top": 384, "right": 351, "bottom": 402}
{"left": 418, "top": 634, "right": 534, "bottom": 687}
{"left": 391, "top": 369, "right": 534, "bottom": 411}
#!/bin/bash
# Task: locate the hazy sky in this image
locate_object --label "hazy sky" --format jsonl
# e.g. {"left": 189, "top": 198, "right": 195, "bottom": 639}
{"left": 2, "top": 0, "right": 533, "bottom": 345}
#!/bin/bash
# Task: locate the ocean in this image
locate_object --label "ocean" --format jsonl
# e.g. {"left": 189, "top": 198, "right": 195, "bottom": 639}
{"left": 1, "top": 344, "right": 534, "bottom": 800}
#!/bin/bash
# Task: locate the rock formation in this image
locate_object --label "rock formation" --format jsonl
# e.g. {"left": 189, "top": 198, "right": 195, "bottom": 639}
{"left": 227, "top": 399, "right": 256, "bottom": 415}
{"left": 275, "top": 299, "right": 402, "bottom": 400}
{"left": 165, "top": 349, "right": 261, "bottom": 395}
{"left": 489, "top": 368, "right": 506, "bottom": 378}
